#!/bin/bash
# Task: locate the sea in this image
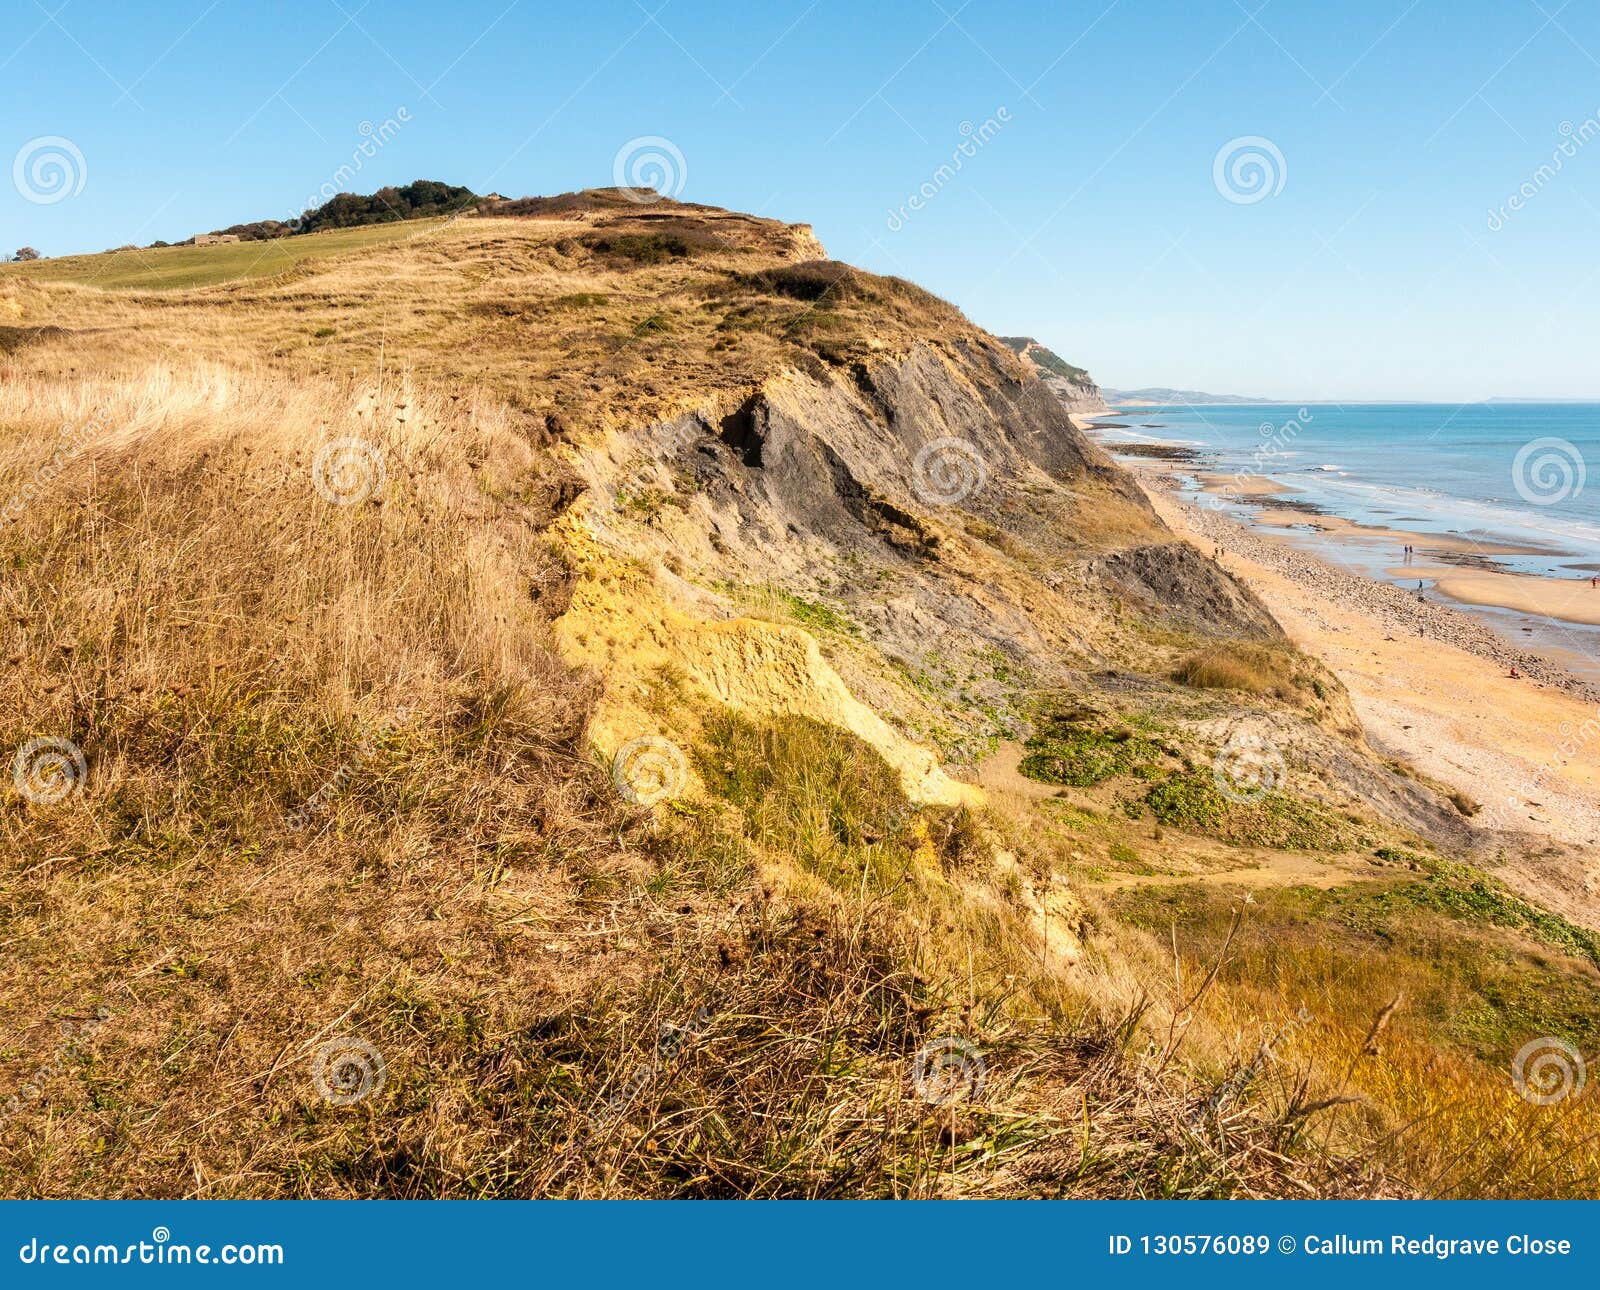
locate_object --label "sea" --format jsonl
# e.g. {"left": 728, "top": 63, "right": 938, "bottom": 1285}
{"left": 1091, "top": 401, "right": 1600, "bottom": 677}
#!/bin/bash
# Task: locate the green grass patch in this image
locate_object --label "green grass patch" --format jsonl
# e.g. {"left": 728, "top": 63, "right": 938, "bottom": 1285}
{"left": 1139, "top": 771, "right": 1350, "bottom": 850}
{"left": 691, "top": 710, "right": 979, "bottom": 895}
{"left": 1018, "top": 712, "right": 1167, "bottom": 788}
{"left": 773, "top": 591, "right": 857, "bottom": 637}
{"left": 1, "top": 221, "right": 437, "bottom": 291}
{"left": 1107, "top": 879, "right": 1600, "bottom": 1067}
{"left": 1368, "top": 857, "right": 1600, "bottom": 967}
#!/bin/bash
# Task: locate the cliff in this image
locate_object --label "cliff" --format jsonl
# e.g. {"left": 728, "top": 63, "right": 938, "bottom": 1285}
{"left": 1000, "top": 335, "right": 1110, "bottom": 415}
{"left": 0, "top": 190, "right": 1575, "bottom": 1200}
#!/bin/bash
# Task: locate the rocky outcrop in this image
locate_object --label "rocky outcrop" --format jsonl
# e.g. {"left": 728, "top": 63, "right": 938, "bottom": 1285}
{"left": 1092, "top": 542, "right": 1282, "bottom": 640}
{"left": 1000, "top": 336, "right": 1110, "bottom": 416}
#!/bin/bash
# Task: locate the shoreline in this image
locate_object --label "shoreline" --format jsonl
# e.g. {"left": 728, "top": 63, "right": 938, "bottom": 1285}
{"left": 1104, "top": 445, "right": 1600, "bottom": 910}
{"left": 1078, "top": 416, "right": 1600, "bottom": 674}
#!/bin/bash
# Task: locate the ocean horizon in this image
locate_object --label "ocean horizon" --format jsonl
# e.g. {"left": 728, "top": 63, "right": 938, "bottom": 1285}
{"left": 1098, "top": 401, "right": 1600, "bottom": 579}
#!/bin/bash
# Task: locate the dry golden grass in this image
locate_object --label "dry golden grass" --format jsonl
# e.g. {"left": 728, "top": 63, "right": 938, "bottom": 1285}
{"left": 0, "top": 200, "right": 1001, "bottom": 448}
{"left": 0, "top": 356, "right": 1345, "bottom": 1198}
{"left": 1173, "top": 642, "right": 1303, "bottom": 695}
{"left": 1109, "top": 880, "right": 1600, "bottom": 1198}
{"left": 0, "top": 196, "right": 1587, "bottom": 1200}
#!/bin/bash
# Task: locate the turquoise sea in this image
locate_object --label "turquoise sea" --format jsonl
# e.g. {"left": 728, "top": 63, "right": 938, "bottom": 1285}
{"left": 1094, "top": 401, "right": 1600, "bottom": 674}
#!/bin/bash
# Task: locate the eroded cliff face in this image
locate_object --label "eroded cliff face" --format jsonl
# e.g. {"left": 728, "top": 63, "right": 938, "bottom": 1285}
{"left": 557, "top": 331, "right": 1286, "bottom": 801}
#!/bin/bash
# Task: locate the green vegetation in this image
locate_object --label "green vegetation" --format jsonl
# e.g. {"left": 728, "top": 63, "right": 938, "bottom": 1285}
{"left": 998, "top": 336, "right": 1088, "bottom": 381}
{"left": 294, "top": 180, "right": 477, "bottom": 234}
{"left": 1139, "top": 770, "right": 1350, "bottom": 850}
{"left": 1109, "top": 877, "right": 1600, "bottom": 1068}
{"left": 1019, "top": 718, "right": 1166, "bottom": 787}
{"left": 584, "top": 232, "right": 703, "bottom": 264}
{"left": 1368, "top": 857, "right": 1600, "bottom": 967}
{"left": 1, "top": 220, "right": 438, "bottom": 291}
{"left": 693, "top": 711, "right": 922, "bottom": 893}
{"left": 773, "top": 591, "right": 858, "bottom": 637}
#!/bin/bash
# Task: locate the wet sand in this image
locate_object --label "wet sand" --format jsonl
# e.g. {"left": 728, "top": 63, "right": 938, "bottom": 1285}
{"left": 1431, "top": 570, "right": 1600, "bottom": 627}
{"left": 1123, "top": 445, "right": 1600, "bottom": 634}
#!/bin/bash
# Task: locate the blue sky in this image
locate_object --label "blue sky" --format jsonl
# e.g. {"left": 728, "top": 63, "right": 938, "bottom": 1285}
{"left": 5, "top": 0, "right": 1599, "bottom": 399}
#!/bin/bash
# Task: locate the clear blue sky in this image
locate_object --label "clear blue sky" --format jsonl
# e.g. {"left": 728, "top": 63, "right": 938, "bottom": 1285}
{"left": 5, "top": 0, "right": 1599, "bottom": 400}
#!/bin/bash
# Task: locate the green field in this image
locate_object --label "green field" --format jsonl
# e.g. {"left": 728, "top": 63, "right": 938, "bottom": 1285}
{"left": 1, "top": 219, "right": 446, "bottom": 291}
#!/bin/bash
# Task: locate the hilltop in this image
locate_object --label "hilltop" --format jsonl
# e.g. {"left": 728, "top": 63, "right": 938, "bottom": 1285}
{"left": 1, "top": 189, "right": 1596, "bottom": 1199}
{"left": 1103, "top": 386, "right": 1275, "bottom": 406}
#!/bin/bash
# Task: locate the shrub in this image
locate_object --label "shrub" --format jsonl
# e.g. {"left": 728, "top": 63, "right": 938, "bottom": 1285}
{"left": 1173, "top": 643, "right": 1304, "bottom": 698}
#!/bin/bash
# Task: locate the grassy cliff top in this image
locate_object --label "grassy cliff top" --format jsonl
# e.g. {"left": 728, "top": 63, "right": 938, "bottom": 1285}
{"left": 2, "top": 191, "right": 1013, "bottom": 440}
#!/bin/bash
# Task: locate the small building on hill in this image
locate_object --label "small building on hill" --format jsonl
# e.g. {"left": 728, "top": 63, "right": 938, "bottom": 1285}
{"left": 193, "top": 233, "right": 240, "bottom": 246}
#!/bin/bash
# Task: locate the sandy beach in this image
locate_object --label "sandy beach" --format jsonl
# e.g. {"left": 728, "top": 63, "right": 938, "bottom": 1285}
{"left": 1092, "top": 423, "right": 1600, "bottom": 643}
{"left": 1430, "top": 569, "right": 1600, "bottom": 627}
{"left": 1087, "top": 430, "right": 1600, "bottom": 922}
